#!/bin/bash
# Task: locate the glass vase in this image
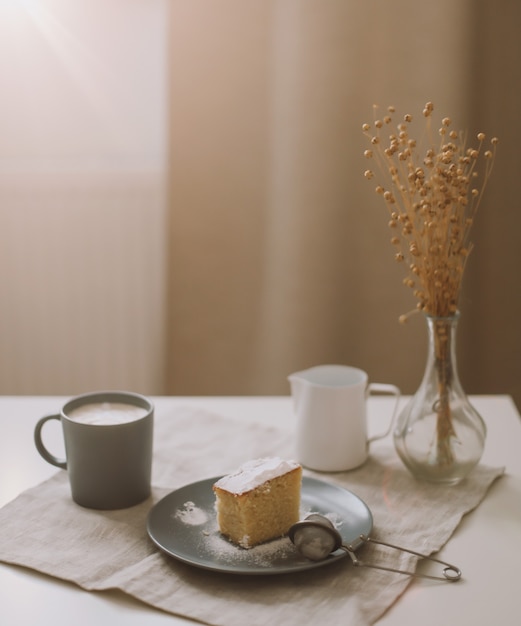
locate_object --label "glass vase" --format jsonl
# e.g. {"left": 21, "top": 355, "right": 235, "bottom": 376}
{"left": 393, "top": 312, "right": 486, "bottom": 484}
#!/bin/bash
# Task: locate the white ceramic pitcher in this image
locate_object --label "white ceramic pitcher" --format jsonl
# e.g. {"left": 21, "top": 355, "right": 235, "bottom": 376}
{"left": 288, "top": 364, "right": 400, "bottom": 472}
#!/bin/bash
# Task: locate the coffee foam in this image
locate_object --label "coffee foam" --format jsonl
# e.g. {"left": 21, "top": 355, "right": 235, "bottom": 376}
{"left": 67, "top": 402, "right": 148, "bottom": 425}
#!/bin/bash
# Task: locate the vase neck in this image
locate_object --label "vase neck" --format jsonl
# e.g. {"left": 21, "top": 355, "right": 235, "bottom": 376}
{"left": 423, "top": 314, "right": 463, "bottom": 391}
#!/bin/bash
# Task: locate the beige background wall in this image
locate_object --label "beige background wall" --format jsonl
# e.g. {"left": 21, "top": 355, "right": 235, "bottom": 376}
{"left": 459, "top": 2, "right": 521, "bottom": 405}
{"left": 0, "top": 1, "right": 519, "bottom": 408}
{"left": 0, "top": 1, "right": 168, "bottom": 395}
{"left": 166, "top": 1, "right": 521, "bottom": 405}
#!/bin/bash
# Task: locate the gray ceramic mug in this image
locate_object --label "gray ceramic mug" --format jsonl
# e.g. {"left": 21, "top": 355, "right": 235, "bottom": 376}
{"left": 34, "top": 391, "right": 154, "bottom": 510}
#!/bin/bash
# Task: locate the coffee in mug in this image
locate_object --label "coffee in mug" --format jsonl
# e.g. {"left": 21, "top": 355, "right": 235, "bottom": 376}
{"left": 34, "top": 391, "right": 154, "bottom": 509}
{"left": 67, "top": 402, "right": 149, "bottom": 425}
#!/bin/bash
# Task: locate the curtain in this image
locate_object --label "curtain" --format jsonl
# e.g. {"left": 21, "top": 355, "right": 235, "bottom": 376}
{"left": 0, "top": 1, "right": 168, "bottom": 395}
{"left": 166, "top": 0, "right": 521, "bottom": 406}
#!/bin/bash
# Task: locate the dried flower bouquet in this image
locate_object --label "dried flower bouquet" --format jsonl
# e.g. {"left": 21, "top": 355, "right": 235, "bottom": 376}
{"left": 362, "top": 102, "right": 497, "bottom": 476}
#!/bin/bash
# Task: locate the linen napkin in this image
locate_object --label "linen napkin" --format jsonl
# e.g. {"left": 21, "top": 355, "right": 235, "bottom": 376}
{"left": 0, "top": 406, "right": 504, "bottom": 626}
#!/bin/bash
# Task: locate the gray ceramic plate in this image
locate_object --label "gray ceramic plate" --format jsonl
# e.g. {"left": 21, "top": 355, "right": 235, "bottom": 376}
{"left": 147, "top": 476, "right": 373, "bottom": 575}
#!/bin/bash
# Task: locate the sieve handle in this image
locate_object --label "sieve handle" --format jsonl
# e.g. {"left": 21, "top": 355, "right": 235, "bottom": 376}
{"left": 342, "top": 534, "right": 462, "bottom": 582}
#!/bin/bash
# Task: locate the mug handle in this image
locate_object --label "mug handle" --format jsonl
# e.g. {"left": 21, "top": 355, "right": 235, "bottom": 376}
{"left": 366, "top": 383, "right": 401, "bottom": 444}
{"left": 34, "top": 414, "right": 67, "bottom": 469}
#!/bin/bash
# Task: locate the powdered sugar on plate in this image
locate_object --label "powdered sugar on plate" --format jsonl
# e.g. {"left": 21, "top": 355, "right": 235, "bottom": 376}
{"left": 173, "top": 501, "right": 209, "bottom": 526}
{"left": 201, "top": 525, "right": 299, "bottom": 567}
{"left": 172, "top": 501, "right": 338, "bottom": 567}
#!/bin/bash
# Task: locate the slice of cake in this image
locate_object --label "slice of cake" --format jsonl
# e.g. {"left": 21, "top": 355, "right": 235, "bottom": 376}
{"left": 212, "top": 457, "right": 302, "bottom": 549}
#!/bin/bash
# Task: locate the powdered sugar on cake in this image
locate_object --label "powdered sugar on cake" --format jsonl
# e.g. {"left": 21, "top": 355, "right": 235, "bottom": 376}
{"left": 213, "top": 457, "right": 300, "bottom": 494}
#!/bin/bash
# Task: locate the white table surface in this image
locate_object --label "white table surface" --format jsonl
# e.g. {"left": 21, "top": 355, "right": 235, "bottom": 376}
{"left": 0, "top": 395, "right": 520, "bottom": 626}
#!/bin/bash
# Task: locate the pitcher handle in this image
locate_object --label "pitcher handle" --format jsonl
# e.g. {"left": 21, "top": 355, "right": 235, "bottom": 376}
{"left": 366, "top": 383, "right": 401, "bottom": 444}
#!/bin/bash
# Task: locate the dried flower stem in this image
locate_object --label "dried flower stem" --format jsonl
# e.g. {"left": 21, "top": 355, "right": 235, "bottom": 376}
{"left": 432, "top": 317, "right": 457, "bottom": 467}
